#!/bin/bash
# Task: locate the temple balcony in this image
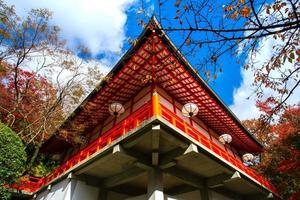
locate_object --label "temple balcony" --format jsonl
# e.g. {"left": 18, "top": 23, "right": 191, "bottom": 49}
{"left": 11, "top": 87, "right": 277, "bottom": 199}
{"left": 10, "top": 18, "right": 279, "bottom": 199}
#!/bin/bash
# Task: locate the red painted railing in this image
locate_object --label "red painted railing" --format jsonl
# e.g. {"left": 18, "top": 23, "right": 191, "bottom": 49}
{"left": 160, "top": 104, "right": 278, "bottom": 194}
{"left": 11, "top": 100, "right": 277, "bottom": 196}
{"left": 11, "top": 102, "right": 152, "bottom": 193}
{"left": 10, "top": 176, "right": 41, "bottom": 193}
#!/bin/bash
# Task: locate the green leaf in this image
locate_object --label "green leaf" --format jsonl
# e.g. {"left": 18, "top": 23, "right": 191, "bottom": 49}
{"left": 0, "top": 122, "right": 27, "bottom": 191}
{"left": 289, "top": 52, "right": 295, "bottom": 60}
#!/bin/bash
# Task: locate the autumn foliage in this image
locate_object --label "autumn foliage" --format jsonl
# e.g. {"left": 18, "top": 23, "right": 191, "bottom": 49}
{"left": 0, "top": 62, "right": 64, "bottom": 144}
{"left": 244, "top": 103, "right": 300, "bottom": 199}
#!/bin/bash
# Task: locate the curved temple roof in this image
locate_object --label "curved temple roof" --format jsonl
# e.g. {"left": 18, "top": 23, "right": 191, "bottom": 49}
{"left": 42, "top": 17, "right": 263, "bottom": 154}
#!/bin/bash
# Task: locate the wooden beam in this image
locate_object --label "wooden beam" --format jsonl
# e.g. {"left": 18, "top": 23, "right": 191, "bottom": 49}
{"left": 199, "top": 187, "right": 210, "bottom": 200}
{"left": 160, "top": 129, "right": 188, "bottom": 148}
{"left": 213, "top": 187, "right": 244, "bottom": 200}
{"left": 184, "top": 143, "right": 198, "bottom": 154}
{"left": 152, "top": 125, "right": 160, "bottom": 166}
{"left": 112, "top": 144, "right": 125, "bottom": 155}
{"left": 206, "top": 171, "right": 242, "bottom": 189}
{"left": 75, "top": 174, "right": 102, "bottom": 187}
{"left": 123, "top": 132, "right": 149, "bottom": 148}
{"left": 174, "top": 143, "right": 199, "bottom": 160}
{"left": 110, "top": 185, "right": 146, "bottom": 196}
{"left": 113, "top": 144, "right": 152, "bottom": 170}
{"left": 223, "top": 171, "right": 242, "bottom": 184}
{"left": 206, "top": 173, "right": 231, "bottom": 188}
{"left": 159, "top": 147, "right": 184, "bottom": 169}
{"left": 133, "top": 160, "right": 152, "bottom": 170}
{"left": 243, "top": 193, "right": 273, "bottom": 200}
{"left": 165, "top": 167, "right": 204, "bottom": 189}
{"left": 97, "top": 188, "right": 108, "bottom": 200}
{"left": 267, "top": 193, "right": 274, "bottom": 199}
{"left": 102, "top": 166, "right": 145, "bottom": 188}
{"left": 74, "top": 152, "right": 113, "bottom": 175}
{"left": 166, "top": 185, "right": 196, "bottom": 196}
{"left": 159, "top": 144, "right": 198, "bottom": 170}
{"left": 152, "top": 150, "right": 159, "bottom": 166}
{"left": 231, "top": 171, "right": 242, "bottom": 179}
{"left": 147, "top": 168, "right": 164, "bottom": 200}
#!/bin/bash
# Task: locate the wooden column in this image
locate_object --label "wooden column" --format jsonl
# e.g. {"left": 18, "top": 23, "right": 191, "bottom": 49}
{"left": 152, "top": 89, "right": 161, "bottom": 117}
{"left": 199, "top": 186, "right": 210, "bottom": 200}
{"left": 147, "top": 168, "right": 164, "bottom": 200}
{"left": 97, "top": 188, "right": 108, "bottom": 200}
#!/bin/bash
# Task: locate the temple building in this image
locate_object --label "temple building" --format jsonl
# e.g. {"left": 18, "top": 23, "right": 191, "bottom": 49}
{"left": 12, "top": 17, "right": 279, "bottom": 200}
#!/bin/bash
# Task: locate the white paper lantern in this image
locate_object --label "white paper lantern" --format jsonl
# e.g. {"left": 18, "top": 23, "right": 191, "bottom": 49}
{"left": 182, "top": 103, "right": 199, "bottom": 117}
{"left": 218, "top": 134, "right": 232, "bottom": 144}
{"left": 242, "top": 153, "right": 254, "bottom": 162}
{"left": 109, "top": 102, "right": 125, "bottom": 116}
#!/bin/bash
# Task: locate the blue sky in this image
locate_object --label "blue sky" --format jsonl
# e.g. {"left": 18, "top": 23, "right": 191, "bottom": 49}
{"left": 122, "top": 0, "right": 244, "bottom": 106}
{"left": 6, "top": 0, "right": 300, "bottom": 120}
{"left": 2, "top": 0, "right": 252, "bottom": 118}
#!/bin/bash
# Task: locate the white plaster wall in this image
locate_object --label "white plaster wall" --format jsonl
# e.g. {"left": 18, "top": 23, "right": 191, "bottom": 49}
{"left": 124, "top": 194, "right": 188, "bottom": 200}
{"left": 35, "top": 179, "right": 71, "bottom": 200}
{"left": 35, "top": 178, "right": 234, "bottom": 200}
{"left": 159, "top": 94, "right": 174, "bottom": 111}
{"left": 34, "top": 179, "right": 100, "bottom": 200}
{"left": 71, "top": 180, "right": 99, "bottom": 200}
{"left": 124, "top": 191, "right": 201, "bottom": 200}
{"left": 123, "top": 189, "right": 234, "bottom": 200}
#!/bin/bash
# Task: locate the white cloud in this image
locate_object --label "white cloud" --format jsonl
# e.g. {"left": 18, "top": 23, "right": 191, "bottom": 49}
{"left": 230, "top": 1, "right": 300, "bottom": 120}
{"left": 7, "top": 0, "right": 135, "bottom": 55}
{"left": 230, "top": 36, "right": 300, "bottom": 120}
{"left": 4, "top": 0, "right": 137, "bottom": 115}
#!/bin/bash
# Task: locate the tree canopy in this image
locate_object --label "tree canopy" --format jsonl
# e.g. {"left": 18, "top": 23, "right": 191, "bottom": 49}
{"left": 0, "top": 0, "right": 104, "bottom": 172}
{"left": 0, "top": 122, "right": 26, "bottom": 200}
{"left": 243, "top": 104, "right": 300, "bottom": 199}
{"left": 0, "top": 62, "right": 63, "bottom": 144}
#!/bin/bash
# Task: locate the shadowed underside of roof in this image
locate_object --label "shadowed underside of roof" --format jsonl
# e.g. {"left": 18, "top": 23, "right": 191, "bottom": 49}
{"left": 42, "top": 17, "right": 262, "bottom": 154}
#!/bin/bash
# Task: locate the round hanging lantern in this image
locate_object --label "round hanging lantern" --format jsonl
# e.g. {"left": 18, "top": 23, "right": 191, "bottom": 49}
{"left": 182, "top": 103, "right": 199, "bottom": 117}
{"left": 242, "top": 153, "right": 254, "bottom": 162}
{"left": 218, "top": 134, "right": 232, "bottom": 144}
{"left": 109, "top": 102, "right": 125, "bottom": 116}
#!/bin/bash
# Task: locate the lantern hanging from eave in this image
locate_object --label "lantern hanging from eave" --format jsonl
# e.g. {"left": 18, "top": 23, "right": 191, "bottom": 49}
{"left": 218, "top": 134, "right": 232, "bottom": 144}
{"left": 182, "top": 103, "right": 199, "bottom": 117}
{"left": 242, "top": 153, "right": 254, "bottom": 162}
{"left": 109, "top": 102, "right": 125, "bottom": 117}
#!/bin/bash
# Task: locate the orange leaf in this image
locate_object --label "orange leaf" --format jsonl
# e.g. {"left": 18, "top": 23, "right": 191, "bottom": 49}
{"left": 240, "top": 6, "right": 251, "bottom": 17}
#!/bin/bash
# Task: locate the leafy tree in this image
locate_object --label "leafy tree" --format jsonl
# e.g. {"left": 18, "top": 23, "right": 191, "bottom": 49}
{"left": 0, "top": 62, "right": 64, "bottom": 173}
{"left": 243, "top": 104, "right": 300, "bottom": 199}
{"left": 0, "top": 62, "right": 63, "bottom": 144}
{"left": 0, "top": 122, "right": 26, "bottom": 199}
{"left": 137, "top": 0, "right": 300, "bottom": 122}
{"left": 243, "top": 118, "right": 274, "bottom": 147}
{"left": 0, "top": 1, "right": 103, "bottom": 172}
{"left": 29, "top": 154, "right": 59, "bottom": 178}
